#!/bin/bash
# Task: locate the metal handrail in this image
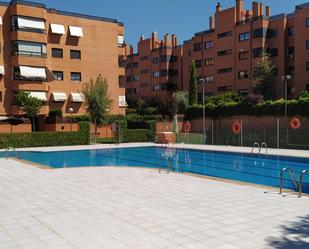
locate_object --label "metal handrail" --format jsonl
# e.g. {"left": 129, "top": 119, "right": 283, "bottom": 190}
{"left": 5, "top": 147, "right": 21, "bottom": 160}
{"left": 251, "top": 142, "right": 260, "bottom": 154}
{"left": 280, "top": 168, "right": 298, "bottom": 194}
{"left": 298, "top": 170, "right": 309, "bottom": 198}
{"left": 260, "top": 142, "right": 268, "bottom": 156}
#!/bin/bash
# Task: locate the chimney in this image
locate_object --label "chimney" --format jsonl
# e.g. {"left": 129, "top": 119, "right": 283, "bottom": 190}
{"left": 140, "top": 34, "right": 144, "bottom": 41}
{"left": 209, "top": 16, "right": 214, "bottom": 29}
{"left": 266, "top": 6, "right": 271, "bottom": 17}
{"left": 260, "top": 2, "right": 264, "bottom": 16}
{"left": 164, "top": 33, "right": 170, "bottom": 46}
{"left": 174, "top": 36, "right": 178, "bottom": 47}
{"left": 252, "top": 1, "right": 260, "bottom": 18}
{"left": 160, "top": 40, "right": 164, "bottom": 48}
{"left": 216, "top": 2, "right": 222, "bottom": 13}
{"left": 172, "top": 34, "right": 175, "bottom": 47}
{"left": 236, "top": 0, "right": 244, "bottom": 22}
{"left": 151, "top": 31, "right": 157, "bottom": 50}
{"left": 245, "top": 10, "right": 250, "bottom": 19}
{"left": 130, "top": 45, "right": 134, "bottom": 55}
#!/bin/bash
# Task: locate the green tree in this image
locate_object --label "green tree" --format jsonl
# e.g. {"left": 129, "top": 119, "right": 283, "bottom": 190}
{"left": 14, "top": 91, "right": 43, "bottom": 131}
{"left": 252, "top": 50, "right": 276, "bottom": 99}
{"left": 170, "top": 91, "right": 189, "bottom": 115}
{"left": 83, "top": 75, "right": 112, "bottom": 143}
{"left": 189, "top": 60, "right": 198, "bottom": 105}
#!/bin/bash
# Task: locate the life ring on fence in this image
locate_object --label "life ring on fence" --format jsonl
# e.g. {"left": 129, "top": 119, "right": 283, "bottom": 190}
{"left": 290, "top": 117, "right": 300, "bottom": 130}
{"left": 232, "top": 121, "right": 241, "bottom": 135}
{"left": 184, "top": 121, "right": 191, "bottom": 133}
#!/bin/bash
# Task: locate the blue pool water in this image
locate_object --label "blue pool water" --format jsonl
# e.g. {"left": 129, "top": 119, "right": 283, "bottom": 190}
{"left": 2, "top": 146, "right": 309, "bottom": 193}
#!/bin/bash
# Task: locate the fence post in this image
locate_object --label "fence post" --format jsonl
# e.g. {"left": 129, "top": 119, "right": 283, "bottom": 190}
{"left": 277, "top": 118, "right": 280, "bottom": 149}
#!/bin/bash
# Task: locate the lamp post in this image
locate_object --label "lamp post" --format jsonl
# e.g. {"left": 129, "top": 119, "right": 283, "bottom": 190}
{"left": 199, "top": 76, "right": 213, "bottom": 144}
{"left": 281, "top": 75, "right": 292, "bottom": 118}
{"left": 68, "top": 107, "right": 74, "bottom": 131}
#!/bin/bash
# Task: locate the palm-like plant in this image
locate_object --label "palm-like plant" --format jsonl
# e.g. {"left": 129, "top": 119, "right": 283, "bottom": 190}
{"left": 83, "top": 75, "right": 112, "bottom": 143}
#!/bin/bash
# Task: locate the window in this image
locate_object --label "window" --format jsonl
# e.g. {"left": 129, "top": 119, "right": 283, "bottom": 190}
{"left": 126, "top": 88, "right": 138, "bottom": 95}
{"left": 268, "top": 48, "right": 278, "bottom": 57}
{"left": 306, "top": 40, "right": 309, "bottom": 49}
{"left": 161, "top": 69, "right": 168, "bottom": 77}
{"left": 52, "top": 48, "right": 63, "bottom": 58}
{"left": 11, "top": 16, "right": 45, "bottom": 33}
{"left": 253, "top": 28, "right": 278, "bottom": 38}
{"left": 288, "top": 67, "right": 295, "bottom": 75}
{"left": 140, "top": 82, "right": 149, "bottom": 87}
{"left": 140, "top": 56, "right": 148, "bottom": 61}
{"left": 153, "top": 85, "right": 160, "bottom": 91}
{"left": 306, "top": 17, "right": 309, "bottom": 27}
{"left": 160, "top": 55, "right": 171, "bottom": 62}
{"left": 169, "top": 70, "right": 178, "bottom": 77}
{"left": 239, "top": 32, "right": 250, "bottom": 42}
{"left": 153, "top": 57, "right": 159, "bottom": 64}
{"left": 12, "top": 41, "right": 47, "bottom": 57}
{"left": 70, "top": 72, "right": 81, "bottom": 81}
{"left": 306, "top": 62, "right": 309, "bottom": 71}
{"left": 188, "top": 49, "right": 191, "bottom": 57}
{"left": 0, "top": 91, "right": 2, "bottom": 102}
{"left": 205, "top": 40, "right": 214, "bottom": 49}
{"left": 217, "top": 86, "right": 233, "bottom": 92}
{"left": 132, "top": 75, "right": 139, "bottom": 81}
{"left": 126, "top": 76, "right": 131, "bottom": 82}
{"left": 193, "top": 42, "right": 202, "bottom": 52}
{"left": 195, "top": 59, "right": 202, "bottom": 68}
{"left": 140, "top": 69, "right": 149, "bottom": 74}
{"left": 239, "top": 51, "right": 249, "bottom": 60}
{"left": 126, "top": 63, "right": 131, "bottom": 69}
{"left": 238, "top": 70, "right": 249, "bottom": 79}
{"left": 217, "top": 31, "right": 232, "bottom": 39}
{"left": 132, "top": 62, "right": 139, "bottom": 68}
{"left": 253, "top": 47, "right": 263, "bottom": 58}
{"left": 288, "top": 27, "right": 295, "bottom": 36}
{"left": 118, "top": 35, "right": 124, "bottom": 47}
{"left": 170, "top": 55, "right": 178, "bottom": 62}
{"left": 161, "top": 83, "right": 177, "bottom": 91}
{"left": 53, "top": 71, "right": 63, "bottom": 81}
{"left": 287, "top": 47, "right": 294, "bottom": 60}
{"left": 217, "top": 49, "right": 232, "bottom": 56}
{"left": 217, "top": 68, "right": 232, "bottom": 74}
{"left": 153, "top": 71, "right": 160, "bottom": 78}
{"left": 70, "top": 50, "right": 81, "bottom": 59}
{"left": 205, "top": 58, "right": 214, "bottom": 66}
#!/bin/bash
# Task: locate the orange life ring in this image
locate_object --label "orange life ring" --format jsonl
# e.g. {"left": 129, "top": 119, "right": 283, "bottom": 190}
{"left": 232, "top": 121, "right": 241, "bottom": 135}
{"left": 184, "top": 121, "right": 191, "bottom": 133}
{"left": 290, "top": 117, "right": 300, "bottom": 130}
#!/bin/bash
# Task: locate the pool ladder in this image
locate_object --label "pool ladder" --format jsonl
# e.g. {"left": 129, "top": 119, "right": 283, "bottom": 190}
{"left": 279, "top": 168, "right": 309, "bottom": 198}
{"left": 251, "top": 142, "right": 268, "bottom": 156}
{"left": 159, "top": 143, "right": 183, "bottom": 174}
{"left": 4, "top": 147, "right": 21, "bottom": 160}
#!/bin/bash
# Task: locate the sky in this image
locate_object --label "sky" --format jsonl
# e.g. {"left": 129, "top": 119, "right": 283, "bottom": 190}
{"left": 15, "top": 0, "right": 309, "bottom": 46}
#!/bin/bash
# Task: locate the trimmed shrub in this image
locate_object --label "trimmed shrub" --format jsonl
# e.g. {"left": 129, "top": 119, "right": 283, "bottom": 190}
{"left": 122, "top": 129, "right": 149, "bottom": 143}
{"left": 0, "top": 121, "right": 90, "bottom": 149}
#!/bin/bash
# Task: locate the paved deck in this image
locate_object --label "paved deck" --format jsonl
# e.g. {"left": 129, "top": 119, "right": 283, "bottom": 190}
{"left": 0, "top": 158, "right": 308, "bottom": 249}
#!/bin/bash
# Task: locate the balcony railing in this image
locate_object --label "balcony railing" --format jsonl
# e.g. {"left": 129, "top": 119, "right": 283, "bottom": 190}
{"left": 12, "top": 50, "right": 47, "bottom": 58}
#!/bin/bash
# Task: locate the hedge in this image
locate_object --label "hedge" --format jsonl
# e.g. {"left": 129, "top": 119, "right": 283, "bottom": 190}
{"left": 185, "top": 98, "right": 309, "bottom": 119}
{"left": 122, "top": 129, "right": 149, "bottom": 143}
{"left": 0, "top": 121, "right": 90, "bottom": 149}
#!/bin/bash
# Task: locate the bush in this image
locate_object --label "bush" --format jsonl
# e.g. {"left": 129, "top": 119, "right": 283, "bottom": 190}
{"left": 122, "top": 129, "right": 149, "bottom": 143}
{"left": 0, "top": 121, "right": 90, "bottom": 149}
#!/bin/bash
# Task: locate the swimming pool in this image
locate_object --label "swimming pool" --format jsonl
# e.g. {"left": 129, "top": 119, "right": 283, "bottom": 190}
{"left": 2, "top": 146, "right": 309, "bottom": 193}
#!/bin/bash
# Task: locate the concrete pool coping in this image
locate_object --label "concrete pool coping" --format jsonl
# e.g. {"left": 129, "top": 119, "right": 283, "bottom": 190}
{"left": 1, "top": 142, "right": 309, "bottom": 159}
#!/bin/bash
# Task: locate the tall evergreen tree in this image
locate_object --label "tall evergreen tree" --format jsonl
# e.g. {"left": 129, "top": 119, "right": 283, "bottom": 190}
{"left": 189, "top": 60, "right": 198, "bottom": 105}
{"left": 252, "top": 50, "right": 276, "bottom": 99}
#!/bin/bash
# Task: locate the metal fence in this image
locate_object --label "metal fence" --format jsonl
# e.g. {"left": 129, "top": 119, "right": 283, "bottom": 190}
{"left": 176, "top": 118, "right": 309, "bottom": 150}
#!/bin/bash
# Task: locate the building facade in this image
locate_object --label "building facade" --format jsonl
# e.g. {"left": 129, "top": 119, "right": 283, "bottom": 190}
{"left": 0, "top": 0, "right": 126, "bottom": 127}
{"left": 121, "top": 32, "right": 183, "bottom": 102}
{"left": 124, "top": 1, "right": 309, "bottom": 101}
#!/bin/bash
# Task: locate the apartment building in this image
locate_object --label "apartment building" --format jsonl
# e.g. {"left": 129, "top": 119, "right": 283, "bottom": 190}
{"left": 0, "top": 0, "right": 126, "bottom": 126}
{"left": 123, "top": 0, "right": 309, "bottom": 101}
{"left": 121, "top": 32, "right": 183, "bottom": 102}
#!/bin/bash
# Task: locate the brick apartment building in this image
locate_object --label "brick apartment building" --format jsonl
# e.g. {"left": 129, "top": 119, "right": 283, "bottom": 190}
{"left": 124, "top": 0, "right": 309, "bottom": 102}
{"left": 0, "top": 0, "right": 126, "bottom": 127}
{"left": 120, "top": 32, "right": 183, "bottom": 101}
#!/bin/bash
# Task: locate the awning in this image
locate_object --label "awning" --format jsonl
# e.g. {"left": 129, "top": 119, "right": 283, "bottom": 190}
{"left": 70, "top": 93, "right": 84, "bottom": 103}
{"left": 0, "top": 116, "right": 9, "bottom": 121}
{"left": 119, "top": 95, "right": 127, "bottom": 107}
{"left": 118, "top": 35, "right": 124, "bottom": 46}
{"left": 69, "top": 26, "right": 83, "bottom": 37}
{"left": 52, "top": 92, "right": 67, "bottom": 102}
{"left": 19, "top": 66, "right": 46, "bottom": 79}
{"left": 28, "top": 91, "right": 47, "bottom": 101}
{"left": 50, "top": 23, "right": 65, "bottom": 35}
{"left": 17, "top": 17, "right": 45, "bottom": 30}
{"left": 0, "top": 65, "right": 4, "bottom": 75}
{"left": 0, "top": 17, "right": 3, "bottom": 25}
